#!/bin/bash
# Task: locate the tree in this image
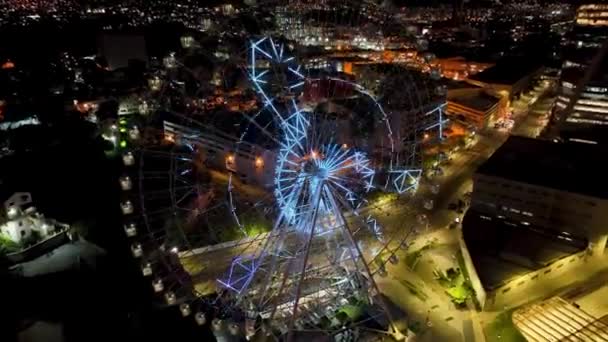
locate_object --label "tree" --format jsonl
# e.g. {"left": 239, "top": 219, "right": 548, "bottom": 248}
{"left": 0, "top": 234, "right": 20, "bottom": 254}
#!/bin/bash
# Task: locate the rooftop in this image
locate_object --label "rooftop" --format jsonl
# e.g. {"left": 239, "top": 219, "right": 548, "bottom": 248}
{"left": 462, "top": 211, "right": 586, "bottom": 290}
{"left": 477, "top": 136, "right": 608, "bottom": 199}
{"left": 449, "top": 90, "right": 500, "bottom": 112}
{"left": 443, "top": 79, "right": 482, "bottom": 91}
{"left": 468, "top": 57, "right": 541, "bottom": 86}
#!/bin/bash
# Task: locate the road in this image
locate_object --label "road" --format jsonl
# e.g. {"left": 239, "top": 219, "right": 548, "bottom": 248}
{"left": 370, "top": 79, "right": 557, "bottom": 341}
{"left": 510, "top": 81, "right": 554, "bottom": 138}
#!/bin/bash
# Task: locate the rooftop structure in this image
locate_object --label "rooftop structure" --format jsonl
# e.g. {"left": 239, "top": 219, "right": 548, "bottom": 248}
{"left": 1, "top": 192, "right": 69, "bottom": 245}
{"left": 476, "top": 136, "right": 608, "bottom": 199}
{"left": 462, "top": 212, "right": 586, "bottom": 291}
{"left": 447, "top": 89, "right": 501, "bottom": 129}
{"left": 467, "top": 57, "right": 542, "bottom": 98}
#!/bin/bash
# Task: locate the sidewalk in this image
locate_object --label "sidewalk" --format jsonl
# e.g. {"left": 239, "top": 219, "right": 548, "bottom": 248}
{"left": 377, "top": 227, "right": 488, "bottom": 342}
{"left": 491, "top": 253, "right": 608, "bottom": 312}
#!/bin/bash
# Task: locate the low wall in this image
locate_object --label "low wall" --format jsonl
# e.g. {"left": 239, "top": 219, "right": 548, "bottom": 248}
{"left": 485, "top": 249, "right": 589, "bottom": 310}
{"left": 6, "top": 230, "right": 70, "bottom": 264}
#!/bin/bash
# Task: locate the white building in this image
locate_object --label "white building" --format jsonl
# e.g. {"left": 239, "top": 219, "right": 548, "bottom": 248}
{"left": 118, "top": 96, "right": 142, "bottom": 116}
{"left": 163, "top": 121, "right": 277, "bottom": 188}
{"left": 1, "top": 192, "right": 69, "bottom": 244}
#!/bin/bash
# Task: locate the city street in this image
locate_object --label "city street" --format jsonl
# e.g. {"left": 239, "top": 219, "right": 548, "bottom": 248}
{"left": 367, "top": 77, "right": 559, "bottom": 341}
{"left": 510, "top": 81, "right": 555, "bottom": 138}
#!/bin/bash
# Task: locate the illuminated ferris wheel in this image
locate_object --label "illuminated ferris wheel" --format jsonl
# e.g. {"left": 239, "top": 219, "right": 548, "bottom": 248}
{"left": 118, "top": 1, "right": 447, "bottom": 340}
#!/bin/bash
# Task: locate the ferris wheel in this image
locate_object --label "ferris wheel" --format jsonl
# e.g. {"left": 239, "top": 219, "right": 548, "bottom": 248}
{"left": 118, "top": 1, "right": 447, "bottom": 340}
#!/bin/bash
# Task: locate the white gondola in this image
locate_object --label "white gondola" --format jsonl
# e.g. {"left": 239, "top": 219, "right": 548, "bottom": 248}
{"left": 141, "top": 262, "right": 152, "bottom": 276}
{"left": 124, "top": 223, "right": 137, "bottom": 237}
{"left": 128, "top": 126, "right": 140, "bottom": 141}
{"left": 165, "top": 291, "right": 176, "bottom": 305}
{"left": 212, "top": 319, "right": 223, "bottom": 331}
{"left": 119, "top": 176, "right": 132, "bottom": 191}
{"left": 131, "top": 243, "right": 143, "bottom": 257}
{"left": 179, "top": 303, "right": 191, "bottom": 317}
{"left": 148, "top": 77, "right": 162, "bottom": 91}
{"left": 122, "top": 152, "right": 135, "bottom": 166}
{"left": 121, "top": 200, "right": 134, "bottom": 215}
{"left": 194, "top": 312, "right": 207, "bottom": 325}
{"left": 180, "top": 36, "right": 194, "bottom": 49}
{"left": 228, "top": 323, "right": 240, "bottom": 336}
{"left": 163, "top": 53, "right": 177, "bottom": 69}
{"left": 152, "top": 278, "right": 164, "bottom": 292}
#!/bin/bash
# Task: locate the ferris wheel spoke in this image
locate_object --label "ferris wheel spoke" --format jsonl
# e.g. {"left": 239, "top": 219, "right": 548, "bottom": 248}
{"left": 239, "top": 109, "right": 287, "bottom": 149}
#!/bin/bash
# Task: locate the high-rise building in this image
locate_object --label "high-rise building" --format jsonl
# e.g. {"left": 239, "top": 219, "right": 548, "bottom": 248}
{"left": 551, "top": 3, "right": 608, "bottom": 144}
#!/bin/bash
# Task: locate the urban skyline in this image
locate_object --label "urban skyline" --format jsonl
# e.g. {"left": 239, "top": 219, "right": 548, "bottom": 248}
{"left": 1, "top": 1, "right": 608, "bottom": 342}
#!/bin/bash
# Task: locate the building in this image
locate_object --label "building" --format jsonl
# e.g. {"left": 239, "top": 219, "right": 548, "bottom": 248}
{"left": 461, "top": 136, "right": 608, "bottom": 308}
{"left": 446, "top": 88, "right": 502, "bottom": 129}
{"left": 1, "top": 192, "right": 69, "bottom": 244}
{"left": 163, "top": 120, "right": 277, "bottom": 189}
{"left": 434, "top": 56, "right": 493, "bottom": 81}
{"left": 551, "top": 3, "right": 608, "bottom": 145}
{"left": 466, "top": 57, "right": 543, "bottom": 100}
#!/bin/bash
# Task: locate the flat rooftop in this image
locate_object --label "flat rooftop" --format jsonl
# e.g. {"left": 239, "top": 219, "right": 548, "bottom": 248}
{"left": 462, "top": 211, "right": 587, "bottom": 290}
{"left": 469, "top": 57, "right": 541, "bottom": 86}
{"left": 477, "top": 135, "right": 608, "bottom": 199}
{"left": 449, "top": 91, "right": 500, "bottom": 112}
{"left": 444, "top": 79, "right": 482, "bottom": 90}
